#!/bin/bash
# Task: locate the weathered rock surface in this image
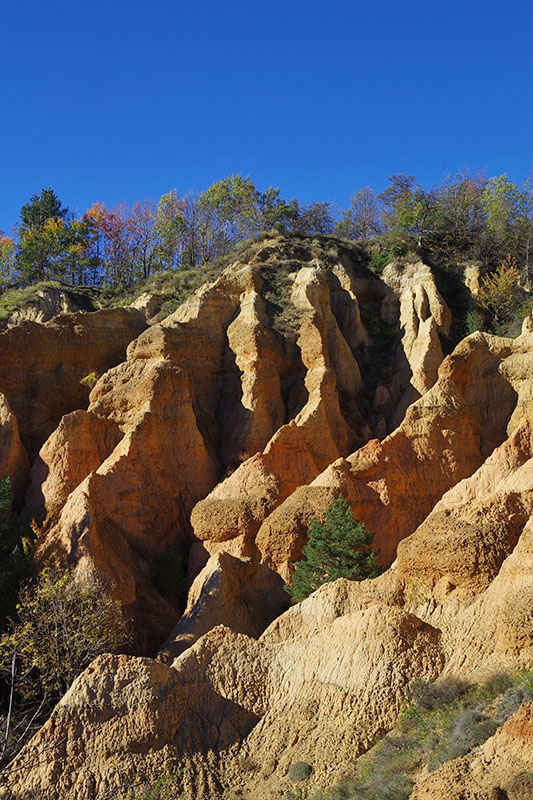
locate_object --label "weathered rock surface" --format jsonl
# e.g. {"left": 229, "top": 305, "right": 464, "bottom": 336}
{"left": 37, "top": 360, "right": 218, "bottom": 651}
{"left": 3, "top": 242, "right": 533, "bottom": 800}
{"left": 0, "top": 392, "right": 29, "bottom": 499}
{"left": 31, "top": 246, "right": 397, "bottom": 641}
{"left": 381, "top": 260, "right": 451, "bottom": 426}
{"left": 129, "top": 291, "right": 165, "bottom": 321}
{"left": 257, "top": 331, "right": 524, "bottom": 576}
{"left": 158, "top": 552, "right": 289, "bottom": 663}
{"left": 0, "top": 308, "right": 147, "bottom": 459}
{"left": 24, "top": 409, "right": 122, "bottom": 524}
{"left": 0, "top": 580, "right": 443, "bottom": 800}
{"left": 5, "top": 285, "right": 99, "bottom": 328}
{"left": 410, "top": 702, "right": 533, "bottom": 800}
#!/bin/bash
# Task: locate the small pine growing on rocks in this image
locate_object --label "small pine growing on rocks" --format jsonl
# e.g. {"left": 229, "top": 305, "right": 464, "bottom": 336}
{"left": 287, "top": 495, "right": 382, "bottom": 602}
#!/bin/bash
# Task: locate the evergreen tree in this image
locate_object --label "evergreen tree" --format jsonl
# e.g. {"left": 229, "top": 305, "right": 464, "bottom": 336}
{"left": 287, "top": 495, "right": 382, "bottom": 602}
{"left": 19, "top": 188, "right": 67, "bottom": 232}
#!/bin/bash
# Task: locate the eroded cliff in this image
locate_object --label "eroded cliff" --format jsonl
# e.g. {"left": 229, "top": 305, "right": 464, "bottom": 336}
{"left": 1, "top": 236, "right": 532, "bottom": 800}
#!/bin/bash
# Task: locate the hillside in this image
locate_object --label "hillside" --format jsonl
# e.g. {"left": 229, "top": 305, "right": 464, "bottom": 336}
{"left": 0, "top": 234, "right": 532, "bottom": 799}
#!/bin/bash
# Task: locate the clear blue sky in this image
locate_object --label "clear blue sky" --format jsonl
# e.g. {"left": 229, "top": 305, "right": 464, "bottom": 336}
{"left": 1, "top": 0, "right": 532, "bottom": 233}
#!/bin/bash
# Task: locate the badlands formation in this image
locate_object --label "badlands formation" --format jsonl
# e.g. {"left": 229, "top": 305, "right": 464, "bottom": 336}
{"left": 0, "top": 236, "right": 532, "bottom": 798}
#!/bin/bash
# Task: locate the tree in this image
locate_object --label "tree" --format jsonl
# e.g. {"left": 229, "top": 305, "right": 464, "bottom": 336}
{"left": 0, "top": 567, "right": 130, "bottom": 767}
{"left": 155, "top": 190, "right": 187, "bottom": 270}
{"left": 378, "top": 174, "right": 436, "bottom": 254}
{"left": 476, "top": 255, "right": 521, "bottom": 329}
{"left": 294, "top": 201, "right": 335, "bottom": 235}
{"left": 481, "top": 174, "right": 523, "bottom": 261}
{"left": 429, "top": 170, "right": 487, "bottom": 260}
{"left": 19, "top": 188, "right": 67, "bottom": 233}
{"left": 16, "top": 216, "right": 70, "bottom": 282}
{"left": 0, "top": 235, "right": 17, "bottom": 286}
{"left": 16, "top": 188, "right": 78, "bottom": 282}
{"left": 337, "top": 187, "right": 382, "bottom": 241}
{"left": 286, "top": 495, "right": 382, "bottom": 602}
{"left": 198, "top": 174, "right": 259, "bottom": 258}
{"left": 253, "top": 186, "right": 297, "bottom": 233}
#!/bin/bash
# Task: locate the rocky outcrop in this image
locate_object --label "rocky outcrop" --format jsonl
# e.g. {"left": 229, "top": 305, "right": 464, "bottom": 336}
{"left": 5, "top": 285, "right": 99, "bottom": 328}
{"left": 0, "top": 578, "right": 443, "bottom": 800}
{"left": 410, "top": 703, "right": 533, "bottom": 800}
{"left": 0, "top": 393, "right": 29, "bottom": 499}
{"left": 158, "top": 552, "right": 289, "bottom": 663}
{"left": 31, "top": 248, "right": 396, "bottom": 641}
{"left": 36, "top": 360, "right": 218, "bottom": 651}
{"left": 129, "top": 291, "right": 164, "bottom": 321}
{"left": 0, "top": 308, "right": 147, "bottom": 459}
{"left": 189, "top": 263, "right": 379, "bottom": 566}
{"left": 381, "top": 261, "right": 451, "bottom": 426}
{"left": 4, "top": 239, "right": 532, "bottom": 800}
{"left": 24, "top": 410, "right": 122, "bottom": 524}
{"left": 257, "top": 331, "right": 522, "bottom": 577}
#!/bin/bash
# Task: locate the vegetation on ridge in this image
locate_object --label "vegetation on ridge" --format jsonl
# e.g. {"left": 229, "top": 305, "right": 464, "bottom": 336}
{"left": 284, "top": 670, "right": 533, "bottom": 800}
{"left": 1, "top": 170, "right": 533, "bottom": 297}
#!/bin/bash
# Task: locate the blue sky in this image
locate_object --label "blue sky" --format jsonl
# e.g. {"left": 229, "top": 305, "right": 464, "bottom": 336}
{"left": 1, "top": 0, "right": 532, "bottom": 232}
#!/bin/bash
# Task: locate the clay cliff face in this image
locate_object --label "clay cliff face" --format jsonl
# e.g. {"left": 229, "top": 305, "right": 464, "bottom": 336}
{"left": 1, "top": 238, "right": 532, "bottom": 800}
{"left": 23, "top": 240, "right": 454, "bottom": 646}
{"left": 0, "top": 308, "right": 147, "bottom": 460}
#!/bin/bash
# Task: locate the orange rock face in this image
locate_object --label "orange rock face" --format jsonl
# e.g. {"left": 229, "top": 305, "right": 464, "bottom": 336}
{"left": 158, "top": 551, "right": 289, "bottom": 663}
{"left": 0, "top": 392, "right": 29, "bottom": 499}
{"left": 37, "top": 360, "right": 218, "bottom": 651}
{"left": 5, "top": 243, "right": 533, "bottom": 800}
{"left": 0, "top": 308, "right": 146, "bottom": 459}
{"left": 256, "top": 331, "right": 525, "bottom": 577}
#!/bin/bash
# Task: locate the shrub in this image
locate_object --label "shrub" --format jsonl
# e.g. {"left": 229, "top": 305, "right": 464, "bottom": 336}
{"left": 80, "top": 371, "right": 100, "bottom": 389}
{"left": 286, "top": 496, "right": 383, "bottom": 603}
{"left": 409, "top": 677, "right": 469, "bottom": 712}
{"left": 464, "top": 309, "right": 485, "bottom": 335}
{"left": 288, "top": 761, "right": 313, "bottom": 782}
{"left": 428, "top": 709, "right": 499, "bottom": 768}
{"left": 0, "top": 567, "right": 130, "bottom": 698}
{"left": 0, "top": 567, "right": 130, "bottom": 767}
{"left": 368, "top": 251, "right": 391, "bottom": 274}
{"left": 477, "top": 255, "right": 521, "bottom": 329}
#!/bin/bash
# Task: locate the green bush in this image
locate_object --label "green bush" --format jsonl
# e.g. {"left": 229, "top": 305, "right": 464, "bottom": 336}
{"left": 288, "top": 761, "right": 313, "bottom": 782}
{"left": 464, "top": 309, "right": 485, "bottom": 335}
{"left": 368, "top": 251, "right": 391, "bottom": 273}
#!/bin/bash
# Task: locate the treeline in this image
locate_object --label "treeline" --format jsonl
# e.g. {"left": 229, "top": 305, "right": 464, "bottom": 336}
{"left": 1, "top": 171, "right": 532, "bottom": 290}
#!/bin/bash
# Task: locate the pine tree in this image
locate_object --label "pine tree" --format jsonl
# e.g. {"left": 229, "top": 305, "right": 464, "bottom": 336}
{"left": 287, "top": 495, "right": 382, "bottom": 602}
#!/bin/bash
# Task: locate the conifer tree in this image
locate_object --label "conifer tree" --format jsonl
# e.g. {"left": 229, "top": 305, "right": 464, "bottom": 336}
{"left": 287, "top": 495, "right": 382, "bottom": 602}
